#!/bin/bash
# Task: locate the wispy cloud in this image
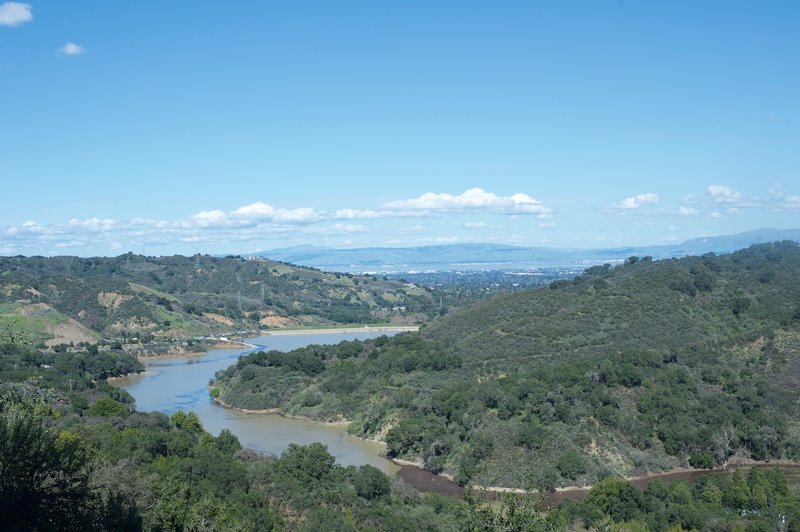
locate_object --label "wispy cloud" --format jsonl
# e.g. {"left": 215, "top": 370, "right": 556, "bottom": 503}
{"left": 330, "top": 223, "right": 366, "bottom": 234}
{"left": 57, "top": 42, "right": 86, "bottom": 56}
{"left": 707, "top": 185, "right": 742, "bottom": 204}
{"left": 67, "top": 217, "right": 116, "bottom": 231}
{"left": 681, "top": 194, "right": 698, "bottom": 205}
{"left": 229, "top": 202, "right": 320, "bottom": 224}
{"left": 613, "top": 193, "right": 660, "bottom": 210}
{"left": 0, "top": 2, "right": 32, "bottom": 26}
{"left": 763, "top": 182, "right": 800, "bottom": 211}
{"left": 190, "top": 210, "right": 228, "bottom": 228}
{"left": 416, "top": 236, "right": 460, "bottom": 244}
{"left": 780, "top": 196, "right": 800, "bottom": 210}
{"left": 3, "top": 190, "right": 551, "bottom": 254}
{"left": 398, "top": 225, "right": 424, "bottom": 235}
{"left": 384, "top": 187, "right": 552, "bottom": 218}
{"left": 333, "top": 209, "right": 385, "bottom": 220}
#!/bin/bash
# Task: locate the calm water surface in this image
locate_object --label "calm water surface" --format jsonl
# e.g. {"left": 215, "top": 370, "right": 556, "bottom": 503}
{"left": 113, "top": 332, "right": 400, "bottom": 474}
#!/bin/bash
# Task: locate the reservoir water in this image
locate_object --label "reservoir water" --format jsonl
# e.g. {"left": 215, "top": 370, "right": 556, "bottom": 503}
{"left": 112, "top": 331, "right": 400, "bottom": 474}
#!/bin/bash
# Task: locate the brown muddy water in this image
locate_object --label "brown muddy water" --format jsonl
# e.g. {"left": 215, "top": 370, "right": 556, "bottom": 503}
{"left": 112, "top": 332, "right": 400, "bottom": 474}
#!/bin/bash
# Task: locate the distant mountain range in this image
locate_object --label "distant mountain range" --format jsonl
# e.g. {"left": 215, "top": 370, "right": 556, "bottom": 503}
{"left": 254, "top": 228, "right": 800, "bottom": 273}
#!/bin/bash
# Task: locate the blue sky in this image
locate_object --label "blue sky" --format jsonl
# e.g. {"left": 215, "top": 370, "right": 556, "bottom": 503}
{"left": 1, "top": 1, "right": 798, "bottom": 256}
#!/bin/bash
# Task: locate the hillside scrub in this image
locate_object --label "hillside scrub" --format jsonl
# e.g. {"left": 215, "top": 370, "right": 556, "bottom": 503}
{"left": 213, "top": 242, "right": 800, "bottom": 489}
{"left": 0, "top": 254, "right": 437, "bottom": 342}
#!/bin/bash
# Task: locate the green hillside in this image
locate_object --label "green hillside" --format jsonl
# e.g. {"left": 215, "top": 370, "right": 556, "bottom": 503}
{"left": 0, "top": 253, "right": 436, "bottom": 345}
{"left": 213, "top": 242, "right": 800, "bottom": 489}
{"left": 0, "top": 340, "right": 463, "bottom": 530}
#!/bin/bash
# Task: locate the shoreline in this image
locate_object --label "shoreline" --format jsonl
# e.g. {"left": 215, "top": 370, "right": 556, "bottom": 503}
{"left": 151, "top": 381, "right": 800, "bottom": 500}
{"left": 105, "top": 369, "right": 158, "bottom": 383}
{"left": 128, "top": 327, "right": 408, "bottom": 361}
{"left": 129, "top": 340, "right": 252, "bottom": 360}
{"left": 136, "top": 350, "right": 207, "bottom": 361}
{"left": 211, "top": 393, "right": 789, "bottom": 497}
{"left": 397, "top": 459, "right": 800, "bottom": 501}
{"left": 212, "top": 394, "right": 800, "bottom": 498}
{"left": 212, "top": 396, "right": 352, "bottom": 427}
{"left": 257, "top": 325, "right": 419, "bottom": 336}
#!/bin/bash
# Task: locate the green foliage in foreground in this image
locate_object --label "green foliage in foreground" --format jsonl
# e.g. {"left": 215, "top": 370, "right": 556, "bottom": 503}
{"left": 0, "top": 340, "right": 459, "bottom": 531}
{"left": 214, "top": 242, "right": 800, "bottom": 488}
{"left": 558, "top": 468, "right": 800, "bottom": 531}
{"left": 455, "top": 468, "right": 800, "bottom": 531}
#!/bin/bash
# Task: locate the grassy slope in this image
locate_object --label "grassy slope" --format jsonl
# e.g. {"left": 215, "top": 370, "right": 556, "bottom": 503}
{"left": 0, "top": 254, "right": 436, "bottom": 343}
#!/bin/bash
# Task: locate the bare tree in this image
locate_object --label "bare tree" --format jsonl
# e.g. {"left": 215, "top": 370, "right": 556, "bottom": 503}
{"left": 711, "top": 425, "right": 737, "bottom": 468}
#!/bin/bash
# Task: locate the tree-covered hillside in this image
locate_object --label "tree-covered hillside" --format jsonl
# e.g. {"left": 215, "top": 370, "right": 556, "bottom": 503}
{"left": 0, "top": 253, "right": 436, "bottom": 344}
{"left": 213, "top": 242, "right": 800, "bottom": 489}
{"left": 0, "top": 340, "right": 462, "bottom": 530}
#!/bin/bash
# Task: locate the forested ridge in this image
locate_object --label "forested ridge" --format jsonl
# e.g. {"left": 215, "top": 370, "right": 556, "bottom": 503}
{"left": 0, "top": 253, "right": 436, "bottom": 344}
{"left": 214, "top": 242, "right": 800, "bottom": 490}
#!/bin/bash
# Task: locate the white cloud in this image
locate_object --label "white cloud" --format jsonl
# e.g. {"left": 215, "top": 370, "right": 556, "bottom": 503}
{"left": 67, "top": 217, "right": 116, "bottom": 231}
{"left": 190, "top": 210, "right": 228, "bottom": 228}
{"left": 384, "top": 187, "right": 552, "bottom": 217}
{"left": 780, "top": 196, "right": 800, "bottom": 209}
{"left": 330, "top": 223, "right": 366, "bottom": 234}
{"left": 334, "top": 209, "right": 383, "bottom": 220}
{"left": 398, "top": 225, "right": 424, "bottom": 234}
{"left": 677, "top": 206, "right": 698, "bottom": 216}
{"left": 57, "top": 42, "right": 86, "bottom": 56}
{"left": 710, "top": 211, "right": 722, "bottom": 218}
{"left": 230, "top": 202, "right": 320, "bottom": 224}
{"left": 0, "top": 2, "right": 32, "bottom": 26}
{"left": 1, "top": 191, "right": 557, "bottom": 254}
{"left": 417, "top": 236, "right": 460, "bottom": 244}
{"left": 272, "top": 207, "right": 319, "bottom": 224}
{"left": 707, "top": 185, "right": 741, "bottom": 204}
{"left": 232, "top": 202, "right": 275, "bottom": 219}
{"left": 6, "top": 220, "right": 51, "bottom": 236}
{"left": 681, "top": 194, "right": 698, "bottom": 205}
{"left": 54, "top": 240, "right": 85, "bottom": 248}
{"left": 614, "top": 193, "right": 660, "bottom": 210}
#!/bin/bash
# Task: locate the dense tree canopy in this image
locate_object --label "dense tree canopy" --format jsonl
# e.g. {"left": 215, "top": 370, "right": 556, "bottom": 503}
{"left": 215, "top": 242, "right": 800, "bottom": 488}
